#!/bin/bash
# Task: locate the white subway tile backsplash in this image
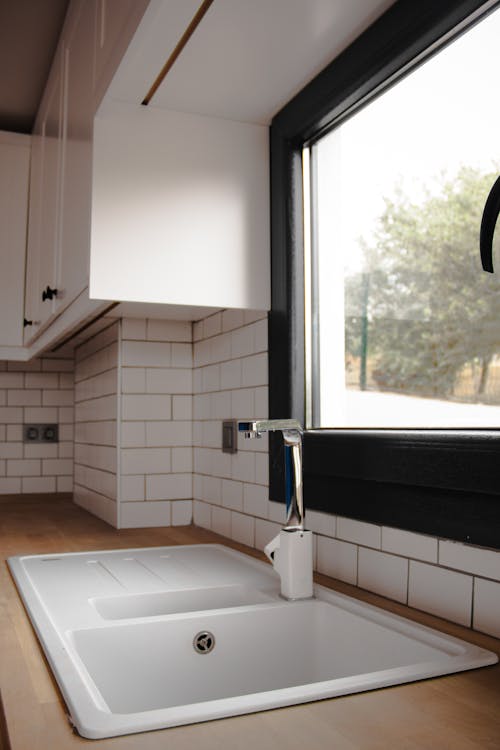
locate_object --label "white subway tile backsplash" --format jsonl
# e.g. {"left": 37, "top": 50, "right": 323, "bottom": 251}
{"left": 382, "top": 527, "right": 438, "bottom": 563}
{"left": 120, "top": 500, "right": 171, "bottom": 529}
{"left": 120, "top": 421, "right": 146, "bottom": 448}
{"left": 473, "top": 577, "right": 500, "bottom": 638}
{"left": 210, "top": 333, "right": 231, "bottom": 364}
{"left": 230, "top": 388, "right": 254, "bottom": 420}
{"left": 7, "top": 389, "right": 42, "bottom": 406}
{"left": 24, "top": 443, "right": 58, "bottom": 459}
{"left": 172, "top": 395, "right": 192, "bottom": 421}
{"left": 145, "top": 420, "right": 192, "bottom": 447}
{"left": 122, "top": 341, "right": 171, "bottom": 368}
{"left": 171, "top": 447, "right": 192, "bottom": 473}
{"left": 25, "top": 372, "right": 59, "bottom": 389}
{"left": 146, "top": 473, "right": 192, "bottom": 500}
{"left": 221, "top": 309, "right": 244, "bottom": 332}
{"left": 121, "top": 368, "right": 146, "bottom": 393}
{"left": 121, "top": 475, "right": 145, "bottom": 502}
{"left": 241, "top": 353, "right": 267, "bottom": 388}
{"left": 306, "top": 510, "right": 336, "bottom": 538}
{"left": 171, "top": 343, "right": 192, "bottom": 368}
{"left": 6, "top": 425, "right": 22, "bottom": 441}
{"left": 243, "top": 483, "right": 268, "bottom": 519}
{"left": 122, "top": 394, "right": 172, "bottom": 421}
{"left": 57, "top": 476, "right": 73, "bottom": 493}
{"left": 193, "top": 499, "right": 211, "bottom": 529}
{"left": 231, "top": 511, "right": 255, "bottom": 547}
{"left": 147, "top": 319, "right": 191, "bottom": 342}
{"left": 202, "top": 313, "right": 222, "bottom": 339}
{"left": 121, "top": 318, "right": 146, "bottom": 340}
{"left": 0, "top": 477, "right": 21, "bottom": 493}
{"left": 408, "top": 561, "right": 473, "bottom": 627}
{"left": 0, "top": 407, "right": 23, "bottom": 423}
{"left": 317, "top": 536, "right": 358, "bottom": 585}
{"left": 220, "top": 359, "right": 241, "bottom": 390}
{"left": 42, "top": 389, "right": 74, "bottom": 407}
{"left": 0, "top": 373, "right": 24, "bottom": 388}
{"left": 41, "top": 458, "right": 73, "bottom": 477}
{"left": 358, "top": 547, "right": 408, "bottom": 603}
{"left": 231, "top": 451, "right": 255, "bottom": 483}
{"left": 7, "top": 459, "right": 40, "bottom": 477}
{"left": 0, "top": 443, "right": 23, "bottom": 459}
{"left": 22, "top": 476, "right": 56, "bottom": 494}
{"left": 211, "top": 506, "right": 231, "bottom": 537}
{"left": 231, "top": 325, "right": 255, "bottom": 359}
{"left": 439, "top": 540, "right": 500, "bottom": 582}
{"left": 121, "top": 448, "right": 171, "bottom": 475}
{"left": 146, "top": 368, "right": 192, "bottom": 394}
{"left": 201, "top": 364, "right": 220, "bottom": 393}
{"left": 171, "top": 499, "right": 193, "bottom": 526}
{"left": 255, "top": 452, "right": 268, "bottom": 486}
{"left": 337, "top": 517, "right": 381, "bottom": 549}
{"left": 221, "top": 479, "right": 243, "bottom": 511}
{"left": 210, "top": 391, "right": 231, "bottom": 420}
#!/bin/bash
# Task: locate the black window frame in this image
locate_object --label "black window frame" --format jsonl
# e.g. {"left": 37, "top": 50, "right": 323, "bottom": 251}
{"left": 269, "top": 0, "right": 500, "bottom": 550}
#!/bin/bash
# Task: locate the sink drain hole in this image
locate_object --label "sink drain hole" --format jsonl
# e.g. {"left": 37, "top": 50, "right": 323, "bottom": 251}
{"left": 193, "top": 630, "right": 215, "bottom": 654}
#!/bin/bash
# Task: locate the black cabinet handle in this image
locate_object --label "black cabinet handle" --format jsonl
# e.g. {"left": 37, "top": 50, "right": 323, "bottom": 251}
{"left": 42, "top": 286, "right": 58, "bottom": 301}
{"left": 480, "top": 175, "right": 500, "bottom": 273}
{"left": 23, "top": 318, "right": 33, "bottom": 327}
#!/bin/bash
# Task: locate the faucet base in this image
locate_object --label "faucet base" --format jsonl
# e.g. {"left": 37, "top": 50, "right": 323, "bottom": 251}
{"left": 264, "top": 529, "right": 314, "bottom": 601}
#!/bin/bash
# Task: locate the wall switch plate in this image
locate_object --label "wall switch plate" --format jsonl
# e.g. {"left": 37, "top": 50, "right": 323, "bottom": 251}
{"left": 222, "top": 420, "right": 237, "bottom": 454}
{"left": 23, "top": 424, "right": 59, "bottom": 443}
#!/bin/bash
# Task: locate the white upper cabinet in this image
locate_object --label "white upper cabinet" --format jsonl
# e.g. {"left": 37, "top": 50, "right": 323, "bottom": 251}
{"left": 56, "top": 0, "right": 95, "bottom": 315}
{"left": 0, "top": 132, "right": 30, "bottom": 347}
{"left": 90, "top": 101, "right": 270, "bottom": 310}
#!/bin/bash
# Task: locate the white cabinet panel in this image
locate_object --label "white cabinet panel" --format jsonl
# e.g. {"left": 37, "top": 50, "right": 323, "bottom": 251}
{"left": 57, "top": 0, "right": 95, "bottom": 313}
{"left": 0, "top": 132, "right": 30, "bottom": 346}
{"left": 90, "top": 101, "right": 270, "bottom": 310}
{"left": 37, "top": 51, "right": 65, "bottom": 328}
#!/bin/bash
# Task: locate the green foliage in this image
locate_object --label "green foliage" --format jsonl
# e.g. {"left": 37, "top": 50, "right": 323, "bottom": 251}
{"left": 345, "top": 167, "right": 500, "bottom": 398}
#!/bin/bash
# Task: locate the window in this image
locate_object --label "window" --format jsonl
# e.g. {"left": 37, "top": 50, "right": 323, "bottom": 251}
{"left": 270, "top": 0, "right": 500, "bottom": 549}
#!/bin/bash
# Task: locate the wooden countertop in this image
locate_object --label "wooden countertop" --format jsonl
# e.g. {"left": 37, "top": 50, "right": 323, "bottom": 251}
{"left": 1, "top": 495, "right": 499, "bottom": 750}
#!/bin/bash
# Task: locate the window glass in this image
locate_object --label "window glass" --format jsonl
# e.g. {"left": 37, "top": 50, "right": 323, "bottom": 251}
{"left": 309, "top": 6, "right": 500, "bottom": 428}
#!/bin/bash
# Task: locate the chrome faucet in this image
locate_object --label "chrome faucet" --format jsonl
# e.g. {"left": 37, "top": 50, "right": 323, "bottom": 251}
{"left": 237, "top": 419, "right": 304, "bottom": 530}
{"left": 238, "top": 419, "right": 313, "bottom": 600}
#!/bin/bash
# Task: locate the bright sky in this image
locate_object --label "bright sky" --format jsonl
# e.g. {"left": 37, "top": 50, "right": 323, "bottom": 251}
{"left": 317, "top": 3, "right": 500, "bottom": 272}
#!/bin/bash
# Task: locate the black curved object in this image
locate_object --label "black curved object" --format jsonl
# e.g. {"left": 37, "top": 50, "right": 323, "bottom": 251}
{"left": 480, "top": 175, "right": 500, "bottom": 273}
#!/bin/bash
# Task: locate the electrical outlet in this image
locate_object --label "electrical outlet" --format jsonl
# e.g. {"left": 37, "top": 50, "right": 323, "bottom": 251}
{"left": 23, "top": 424, "right": 59, "bottom": 443}
{"left": 222, "top": 420, "right": 237, "bottom": 454}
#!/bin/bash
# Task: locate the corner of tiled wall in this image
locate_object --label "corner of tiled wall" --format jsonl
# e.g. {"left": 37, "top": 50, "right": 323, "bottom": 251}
{"left": 0, "top": 357, "right": 74, "bottom": 495}
{"left": 118, "top": 317, "right": 193, "bottom": 529}
{"left": 192, "top": 308, "right": 270, "bottom": 548}
{"left": 74, "top": 321, "right": 119, "bottom": 526}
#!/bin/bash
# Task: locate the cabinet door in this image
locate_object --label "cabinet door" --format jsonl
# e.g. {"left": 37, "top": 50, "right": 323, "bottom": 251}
{"left": 0, "top": 133, "right": 30, "bottom": 346}
{"left": 37, "top": 51, "right": 65, "bottom": 328}
{"left": 56, "top": 0, "right": 95, "bottom": 314}
{"left": 23, "top": 128, "right": 43, "bottom": 344}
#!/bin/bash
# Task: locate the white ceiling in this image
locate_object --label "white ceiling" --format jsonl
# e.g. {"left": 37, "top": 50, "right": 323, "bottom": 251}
{"left": 107, "top": 0, "right": 396, "bottom": 125}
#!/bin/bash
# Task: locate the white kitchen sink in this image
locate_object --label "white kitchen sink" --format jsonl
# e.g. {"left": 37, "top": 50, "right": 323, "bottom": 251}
{"left": 8, "top": 544, "right": 497, "bottom": 739}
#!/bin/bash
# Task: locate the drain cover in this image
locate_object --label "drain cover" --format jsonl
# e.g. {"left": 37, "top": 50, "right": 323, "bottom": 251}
{"left": 193, "top": 630, "right": 215, "bottom": 654}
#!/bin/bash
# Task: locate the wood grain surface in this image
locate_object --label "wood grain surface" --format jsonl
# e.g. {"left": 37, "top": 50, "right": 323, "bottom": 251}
{"left": 0, "top": 494, "right": 499, "bottom": 750}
